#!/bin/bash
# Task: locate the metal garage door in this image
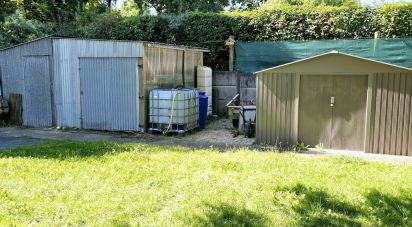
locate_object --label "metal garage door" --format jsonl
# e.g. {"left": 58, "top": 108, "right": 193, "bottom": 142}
{"left": 79, "top": 58, "right": 139, "bottom": 131}
{"left": 298, "top": 75, "right": 368, "bottom": 150}
{"left": 23, "top": 56, "right": 53, "bottom": 127}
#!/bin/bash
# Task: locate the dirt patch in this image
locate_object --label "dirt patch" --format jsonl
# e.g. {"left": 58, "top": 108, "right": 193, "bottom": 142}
{"left": 185, "top": 119, "right": 254, "bottom": 147}
{"left": 0, "top": 119, "right": 254, "bottom": 149}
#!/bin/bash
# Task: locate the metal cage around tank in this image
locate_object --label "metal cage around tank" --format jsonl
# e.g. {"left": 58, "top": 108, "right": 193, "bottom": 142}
{"left": 148, "top": 88, "right": 199, "bottom": 134}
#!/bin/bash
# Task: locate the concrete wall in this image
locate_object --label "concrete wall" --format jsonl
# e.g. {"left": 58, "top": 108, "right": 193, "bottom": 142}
{"left": 212, "top": 71, "right": 255, "bottom": 115}
{"left": 239, "top": 72, "right": 256, "bottom": 102}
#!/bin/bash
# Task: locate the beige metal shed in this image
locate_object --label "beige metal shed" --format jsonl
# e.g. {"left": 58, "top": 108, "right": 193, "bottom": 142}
{"left": 255, "top": 51, "right": 412, "bottom": 156}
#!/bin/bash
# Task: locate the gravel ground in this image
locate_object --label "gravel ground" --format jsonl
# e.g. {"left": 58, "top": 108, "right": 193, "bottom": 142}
{"left": 1, "top": 119, "right": 411, "bottom": 164}
{"left": 185, "top": 119, "right": 255, "bottom": 147}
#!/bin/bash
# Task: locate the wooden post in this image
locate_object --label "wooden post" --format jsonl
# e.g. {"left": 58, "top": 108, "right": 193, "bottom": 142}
{"left": 225, "top": 36, "right": 236, "bottom": 71}
{"left": 9, "top": 93, "right": 22, "bottom": 125}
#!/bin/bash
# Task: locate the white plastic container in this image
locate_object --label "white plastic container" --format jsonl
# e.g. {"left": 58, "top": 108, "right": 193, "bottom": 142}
{"left": 149, "top": 88, "right": 199, "bottom": 133}
{"left": 197, "top": 66, "right": 213, "bottom": 116}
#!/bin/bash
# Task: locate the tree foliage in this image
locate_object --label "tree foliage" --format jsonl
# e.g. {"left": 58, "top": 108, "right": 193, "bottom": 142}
{"left": 0, "top": 10, "right": 52, "bottom": 48}
{"left": 1, "top": 1, "right": 412, "bottom": 70}
{"left": 53, "top": 3, "right": 410, "bottom": 70}
{"left": 261, "top": 0, "right": 361, "bottom": 8}
{"left": 131, "top": 0, "right": 264, "bottom": 14}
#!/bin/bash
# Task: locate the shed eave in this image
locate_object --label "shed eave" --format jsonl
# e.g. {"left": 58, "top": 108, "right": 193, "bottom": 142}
{"left": 143, "top": 42, "right": 209, "bottom": 52}
{"left": 254, "top": 51, "right": 412, "bottom": 74}
{"left": 0, "top": 36, "right": 52, "bottom": 52}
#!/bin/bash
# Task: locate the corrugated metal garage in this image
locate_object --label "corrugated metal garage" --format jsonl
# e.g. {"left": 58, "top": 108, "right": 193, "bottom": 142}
{"left": 255, "top": 51, "right": 412, "bottom": 156}
{"left": 0, "top": 36, "right": 207, "bottom": 131}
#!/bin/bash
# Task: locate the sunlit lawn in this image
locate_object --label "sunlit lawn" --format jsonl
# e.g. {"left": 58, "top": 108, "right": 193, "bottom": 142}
{"left": 1, "top": 141, "right": 411, "bottom": 226}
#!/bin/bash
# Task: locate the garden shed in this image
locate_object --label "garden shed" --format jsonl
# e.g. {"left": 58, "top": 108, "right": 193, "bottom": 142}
{"left": 0, "top": 36, "right": 206, "bottom": 131}
{"left": 255, "top": 51, "right": 412, "bottom": 156}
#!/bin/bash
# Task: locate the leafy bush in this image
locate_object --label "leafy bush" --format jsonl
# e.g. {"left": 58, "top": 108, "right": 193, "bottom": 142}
{"left": 375, "top": 3, "right": 412, "bottom": 37}
{"left": 0, "top": 10, "right": 52, "bottom": 49}
{"left": 68, "top": 4, "right": 411, "bottom": 69}
{"left": 1, "top": 3, "right": 411, "bottom": 70}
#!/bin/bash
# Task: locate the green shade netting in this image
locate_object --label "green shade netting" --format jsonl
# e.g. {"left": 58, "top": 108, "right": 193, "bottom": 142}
{"left": 235, "top": 38, "right": 412, "bottom": 73}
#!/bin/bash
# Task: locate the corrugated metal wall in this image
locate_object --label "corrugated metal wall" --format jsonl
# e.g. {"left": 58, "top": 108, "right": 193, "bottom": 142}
{"left": 256, "top": 71, "right": 412, "bottom": 156}
{"left": 0, "top": 38, "right": 53, "bottom": 127}
{"left": 144, "top": 46, "right": 184, "bottom": 88}
{"left": 255, "top": 72, "right": 299, "bottom": 146}
{"left": 52, "top": 38, "right": 144, "bottom": 128}
{"left": 366, "top": 72, "right": 412, "bottom": 156}
{"left": 79, "top": 58, "right": 139, "bottom": 131}
{"left": 0, "top": 38, "right": 52, "bottom": 99}
{"left": 142, "top": 45, "right": 204, "bottom": 129}
{"left": 185, "top": 50, "right": 203, "bottom": 87}
{"left": 1, "top": 38, "right": 204, "bottom": 131}
{"left": 23, "top": 56, "right": 52, "bottom": 127}
{"left": 144, "top": 45, "right": 203, "bottom": 89}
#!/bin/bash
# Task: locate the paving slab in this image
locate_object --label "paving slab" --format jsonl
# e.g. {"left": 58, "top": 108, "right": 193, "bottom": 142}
{"left": 0, "top": 136, "right": 43, "bottom": 150}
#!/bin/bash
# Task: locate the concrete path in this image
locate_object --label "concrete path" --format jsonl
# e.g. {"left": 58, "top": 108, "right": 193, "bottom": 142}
{"left": 301, "top": 148, "right": 412, "bottom": 165}
{"left": 0, "top": 136, "right": 42, "bottom": 150}
{"left": 0, "top": 120, "right": 411, "bottom": 165}
{"left": 0, "top": 119, "right": 255, "bottom": 150}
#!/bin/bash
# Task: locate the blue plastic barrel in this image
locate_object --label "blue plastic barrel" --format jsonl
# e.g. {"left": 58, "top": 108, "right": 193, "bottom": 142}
{"left": 198, "top": 91, "right": 208, "bottom": 129}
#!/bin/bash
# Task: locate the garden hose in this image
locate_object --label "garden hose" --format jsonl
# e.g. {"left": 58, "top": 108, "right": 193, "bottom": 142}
{"left": 163, "top": 90, "right": 181, "bottom": 134}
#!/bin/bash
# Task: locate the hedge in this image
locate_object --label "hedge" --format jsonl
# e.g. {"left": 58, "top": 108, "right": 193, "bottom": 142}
{"left": 4, "top": 4, "right": 412, "bottom": 70}
{"left": 108, "top": 4, "right": 411, "bottom": 70}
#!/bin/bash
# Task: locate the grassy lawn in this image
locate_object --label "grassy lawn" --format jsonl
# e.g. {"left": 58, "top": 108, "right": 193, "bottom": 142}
{"left": 1, "top": 141, "right": 411, "bottom": 226}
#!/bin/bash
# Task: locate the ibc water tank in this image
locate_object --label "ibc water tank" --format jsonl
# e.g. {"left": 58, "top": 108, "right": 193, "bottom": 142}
{"left": 149, "top": 88, "right": 199, "bottom": 134}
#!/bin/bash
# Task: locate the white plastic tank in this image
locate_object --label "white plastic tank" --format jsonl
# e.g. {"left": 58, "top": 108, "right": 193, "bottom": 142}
{"left": 197, "top": 66, "right": 212, "bottom": 116}
{"left": 149, "top": 88, "right": 199, "bottom": 133}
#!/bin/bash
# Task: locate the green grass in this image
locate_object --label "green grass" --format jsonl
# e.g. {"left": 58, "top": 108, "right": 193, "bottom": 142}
{"left": 1, "top": 141, "right": 411, "bottom": 226}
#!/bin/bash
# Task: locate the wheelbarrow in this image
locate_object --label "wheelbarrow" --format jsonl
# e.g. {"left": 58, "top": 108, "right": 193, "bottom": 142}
{"left": 226, "top": 94, "right": 255, "bottom": 128}
{"left": 226, "top": 94, "right": 241, "bottom": 127}
{"left": 239, "top": 107, "right": 256, "bottom": 138}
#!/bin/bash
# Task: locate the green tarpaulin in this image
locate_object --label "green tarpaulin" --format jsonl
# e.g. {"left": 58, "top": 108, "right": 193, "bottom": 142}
{"left": 235, "top": 38, "right": 412, "bottom": 73}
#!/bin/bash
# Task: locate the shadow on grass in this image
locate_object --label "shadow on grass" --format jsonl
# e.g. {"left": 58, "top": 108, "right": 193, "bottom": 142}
{"left": 365, "top": 189, "right": 412, "bottom": 226}
{"left": 276, "top": 184, "right": 363, "bottom": 226}
{"left": 191, "top": 203, "right": 269, "bottom": 227}
{"left": 0, "top": 140, "right": 137, "bottom": 159}
{"left": 276, "top": 184, "right": 412, "bottom": 226}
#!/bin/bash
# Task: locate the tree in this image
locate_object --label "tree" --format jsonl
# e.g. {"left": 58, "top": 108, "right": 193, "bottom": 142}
{"left": 261, "top": 0, "right": 361, "bottom": 8}
{"left": 87, "top": 0, "right": 118, "bottom": 8}
{"left": 119, "top": 0, "right": 145, "bottom": 16}
{"left": 132, "top": 0, "right": 263, "bottom": 14}
{"left": 0, "top": 0, "right": 18, "bottom": 21}
{"left": 0, "top": 10, "right": 52, "bottom": 48}
{"left": 17, "top": 0, "right": 90, "bottom": 23}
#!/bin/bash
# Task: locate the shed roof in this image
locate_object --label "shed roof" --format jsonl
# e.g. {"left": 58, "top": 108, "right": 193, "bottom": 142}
{"left": 0, "top": 35, "right": 209, "bottom": 52}
{"left": 255, "top": 51, "right": 412, "bottom": 74}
